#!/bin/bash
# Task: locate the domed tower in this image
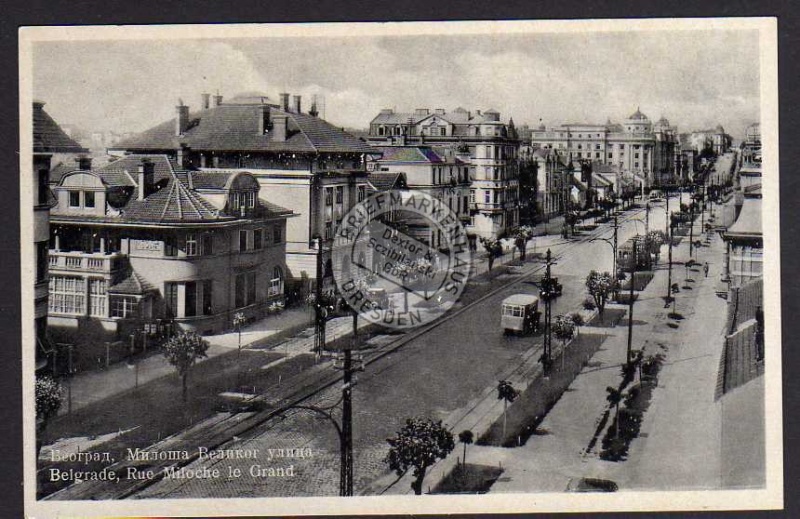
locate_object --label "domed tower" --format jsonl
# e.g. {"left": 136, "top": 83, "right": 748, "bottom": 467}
{"left": 623, "top": 107, "right": 652, "bottom": 134}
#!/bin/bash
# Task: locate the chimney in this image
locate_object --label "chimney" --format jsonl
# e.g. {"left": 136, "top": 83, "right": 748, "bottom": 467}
{"left": 137, "top": 159, "right": 155, "bottom": 200}
{"left": 201, "top": 93, "right": 210, "bottom": 110}
{"left": 176, "top": 100, "right": 190, "bottom": 136}
{"left": 280, "top": 93, "right": 290, "bottom": 112}
{"left": 272, "top": 114, "right": 288, "bottom": 142}
{"left": 75, "top": 156, "right": 93, "bottom": 171}
{"left": 213, "top": 92, "right": 223, "bottom": 106}
{"left": 177, "top": 142, "right": 190, "bottom": 167}
{"left": 293, "top": 95, "right": 302, "bottom": 114}
{"left": 257, "top": 104, "right": 270, "bottom": 135}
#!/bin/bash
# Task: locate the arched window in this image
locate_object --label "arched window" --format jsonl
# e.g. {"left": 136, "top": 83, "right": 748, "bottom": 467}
{"left": 269, "top": 266, "right": 283, "bottom": 297}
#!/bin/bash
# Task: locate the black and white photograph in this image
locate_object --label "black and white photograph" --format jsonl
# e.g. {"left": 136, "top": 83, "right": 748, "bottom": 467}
{"left": 20, "top": 18, "right": 781, "bottom": 516}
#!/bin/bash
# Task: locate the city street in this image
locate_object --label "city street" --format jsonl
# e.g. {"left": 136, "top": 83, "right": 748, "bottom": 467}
{"left": 135, "top": 203, "right": 672, "bottom": 498}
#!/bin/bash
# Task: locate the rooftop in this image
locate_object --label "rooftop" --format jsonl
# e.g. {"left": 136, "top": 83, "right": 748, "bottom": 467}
{"left": 33, "top": 101, "right": 88, "bottom": 154}
{"left": 115, "top": 101, "right": 374, "bottom": 155}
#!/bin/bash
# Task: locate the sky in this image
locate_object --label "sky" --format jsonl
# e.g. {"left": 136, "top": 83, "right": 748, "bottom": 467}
{"left": 30, "top": 25, "right": 762, "bottom": 140}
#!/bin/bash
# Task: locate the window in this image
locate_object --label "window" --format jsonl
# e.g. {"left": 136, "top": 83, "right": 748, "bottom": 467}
{"left": 470, "top": 190, "right": 475, "bottom": 203}
{"left": 84, "top": 191, "right": 95, "bottom": 208}
{"left": 185, "top": 234, "right": 198, "bottom": 256}
{"left": 269, "top": 266, "right": 283, "bottom": 296}
{"left": 164, "top": 236, "right": 178, "bottom": 257}
{"left": 88, "top": 279, "right": 106, "bottom": 317}
{"left": 69, "top": 191, "right": 80, "bottom": 207}
{"left": 357, "top": 186, "right": 366, "bottom": 202}
{"left": 336, "top": 186, "right": 343, "bottom": 204}
{"left": 596, "top": 144, "right": 601, "bottom": 150}
{"left": 253, "top": 229, "right": 263, "bottom": 250}
{"left": 38, "top": 169, "right": 50, "bottom": 206}
{"left": 203, "top": 280, "right": 213, "bottom": 315}
{"left": 635, "top": 162, "right": 640, "bottom": 168}
{"left": 596, "top": 153, "right": 601, "bottom": 159}
{"left": 324, "top": 221, "right": 333, "bottom": 241}
{"left": 239, "top": 230, "right": 248, "bottom": 251}
{"left": 635, "top": 153, "right": 640, "bottom": 159}
{"left": 164, "top": 282, "right": 178, "bottom": 318}
{"left": 608, "top": 153, "right": 613, "bottom": 159}
{"left": 185, "top": 281, "right": 197, "bottom": 317}
{"left": 325, "top": 187, "right": 333, "bottom": 206}
{"left": 620, "top": 144, "right": 625, "bottom": 149}
{"left": 484, "top": 191, "right": 491, "bottom": 204}
{"left": 273, "top": 225, "right": 282, "bottom": 244}
{"left": 235, "top": 271, "right": 257, "bottom": 308}
{"left": 202, "top": 234, "right": 213, "bottom": 256}
{"left": 49, "top": 276, "right": 86, "bottom": 315}
{"left": 36, "top": 241, "right": 48, "bottom": 283}
{"left": 577, "top": 144, "right": 582, "bottom": 150}
{"left": 111, "top": 296, "right": 138, "bottom": 318}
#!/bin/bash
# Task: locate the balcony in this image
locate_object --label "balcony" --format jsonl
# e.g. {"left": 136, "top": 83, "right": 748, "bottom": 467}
{"left": 49, "top": 250, "right": 127, "bottom": 274}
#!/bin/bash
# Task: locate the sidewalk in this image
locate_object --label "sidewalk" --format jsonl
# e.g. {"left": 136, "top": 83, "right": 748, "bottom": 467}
{"left": 384, "top": 213, "right": 729, "bottom": 495}
{"left": 57, "top": 307, "right": 361, "bottom": 414}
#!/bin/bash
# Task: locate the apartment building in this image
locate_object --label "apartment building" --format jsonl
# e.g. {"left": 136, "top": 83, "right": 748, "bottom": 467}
{"left": 367, "top": 107, "right": 520, "bottom": 241}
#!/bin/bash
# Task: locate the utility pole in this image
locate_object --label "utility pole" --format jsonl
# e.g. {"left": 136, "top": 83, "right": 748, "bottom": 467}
{"left": 333, "top": 310, "right": 361, "bottom": 496}
{"left": 612, "top": 214, "right": 619, "bottom": 280}
{"left": 689, "top": 197, "right": 695, "bottom": 258}
{"left": 314, "top": 236, "right": 326, "bottom": 356}
{"left": 542, "top": 249, "right": 555, "bottom": 375}
{"left": 626, "top": 239, "right": 637, "bottom": 365}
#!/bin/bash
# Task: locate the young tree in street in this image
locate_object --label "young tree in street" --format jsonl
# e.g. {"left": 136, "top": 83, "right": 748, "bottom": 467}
{"left": 162, "top": 330, "right": 210, "bottom": 402}
{"left": 458, "top": 429, "right": 474, "bottom": 467}
{"left": 385, "top": 417, "right": 455, "bottom": 495}
{"left": 35, "top": 375, "right": 63, "bottom": 457}
{"left": 480, "top": 237, "right": 504, "bottom": 271}
{"left": 552, "top": 315, "right": 577, "bottom": 370}
{"left": 606, "top": 386, "right": 623, "bottom": 438}
{"left": 497, "top": 380, "right": 519, "bottom": 441}
{"left": 510, "top": 226, "right": 535, "bottom": 260}
{"left": 585, "top": 270, "right": 616, "bottom": 318}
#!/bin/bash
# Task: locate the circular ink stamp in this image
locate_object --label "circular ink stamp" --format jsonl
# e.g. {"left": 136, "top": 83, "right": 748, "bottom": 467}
{"left": 332, "top": 190, "right": 471, "bottom": 330}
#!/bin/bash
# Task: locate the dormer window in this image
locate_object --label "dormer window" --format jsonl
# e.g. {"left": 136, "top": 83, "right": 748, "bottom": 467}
{"left": 230, "top": 190, "right": 256, "bottom": 215}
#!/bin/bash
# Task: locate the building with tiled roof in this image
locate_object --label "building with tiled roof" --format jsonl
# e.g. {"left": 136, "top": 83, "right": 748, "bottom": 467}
{"left": 33, "top": 101, "right": 89, "bottom": 371}
{"left": 47, "top": 153, "right": 295, "bottom": 347}
{"left": 531, "top": 107, "right": 678, "bottom": 189}
{"left": 111, "top": 92, "right": 377, "bottom": 285}
{"left": 367, "top": 106, "right": 519, "bottom": 241}
{"left": 367, "top": 145, "right": 471, "bottom": 249}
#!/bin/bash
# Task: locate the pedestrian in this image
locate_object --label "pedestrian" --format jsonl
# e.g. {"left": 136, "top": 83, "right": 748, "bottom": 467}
{"left": 703, "top": 262, "right": 709, "bottom": 278}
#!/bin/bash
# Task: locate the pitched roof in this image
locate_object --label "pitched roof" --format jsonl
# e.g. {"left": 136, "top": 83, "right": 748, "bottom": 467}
{"left": 371, "top": 109, "right": 488, "bottom": 126}
{"left": 33, "top": 101, "right": 88, "bottom": 154}
{"left": 108, "top": 271, "right": 157, "bottom": 295}
{"left": 726, "top": 197, "right": 762, "bottom": 238}
{"left": 368, "top": 172, "right": 407, "bottom": 192}
{"left": 52, "top": 154, "right": 295, "bottom": 225}
{"left": 86, "top": 155, "right": 177, "bottom": 188}
{"left": 115, "top": 103, "right": 374, "bottom": 154}
{"left": 373, "top": 146, "right": 444, "bottom": 164}
{"left": 121, "top": 176, "right": 222, "bottom": 223}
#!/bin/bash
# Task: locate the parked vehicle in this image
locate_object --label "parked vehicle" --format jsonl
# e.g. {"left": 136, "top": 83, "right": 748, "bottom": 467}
{"left": 501, "top": 294, "right": 541, "bottom": 335}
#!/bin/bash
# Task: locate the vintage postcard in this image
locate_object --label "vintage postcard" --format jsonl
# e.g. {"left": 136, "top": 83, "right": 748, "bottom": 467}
{"left": 21, "top": 18, "right": 781, "bottom": 516}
